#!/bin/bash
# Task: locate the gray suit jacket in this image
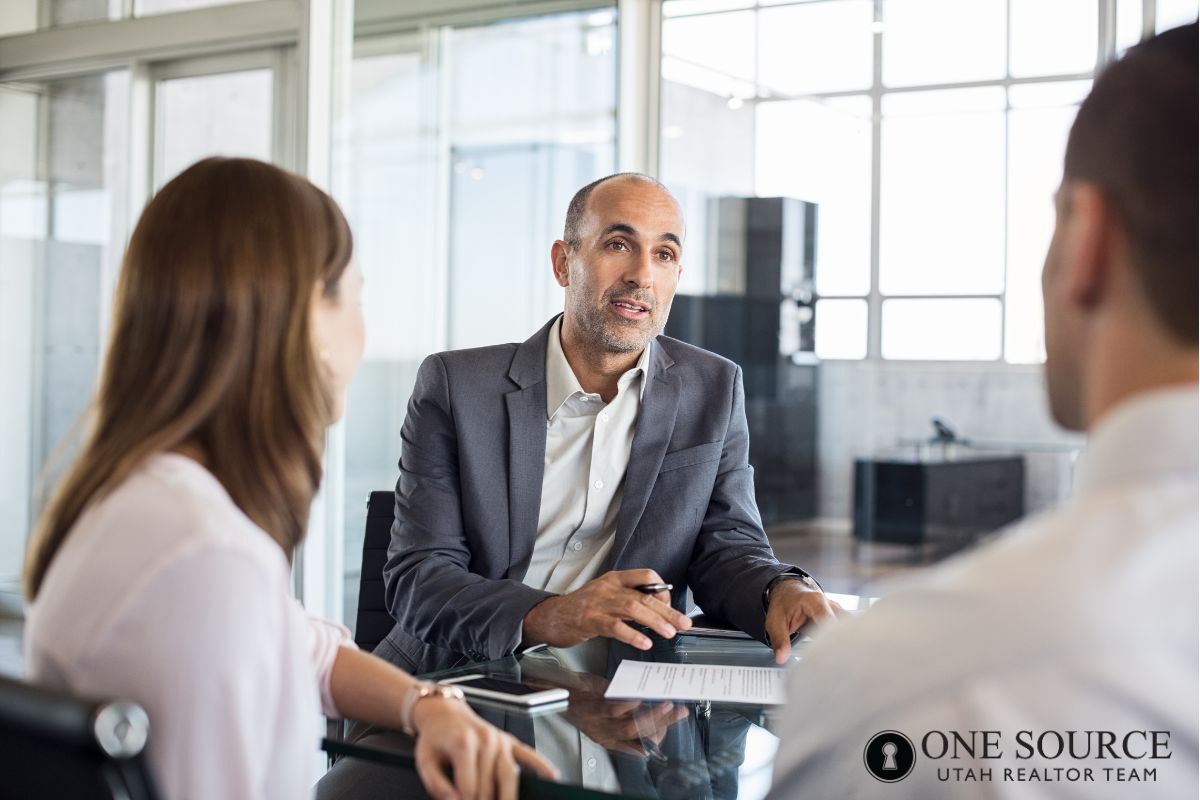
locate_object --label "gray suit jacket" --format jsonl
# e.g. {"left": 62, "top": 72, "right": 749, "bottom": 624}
{"left": 380, "top": 315, "right": 802, "bottom": 674}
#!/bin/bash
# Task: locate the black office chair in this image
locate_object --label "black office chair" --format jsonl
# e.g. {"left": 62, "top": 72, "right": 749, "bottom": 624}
{"left": 354, "top": 490, "right": 397, "bottom": 653}
{"left": 326, "top": 491, "right": 397, "bottom": 752}
{"left": 0, "top": 674, "right": 160, "bottom": 799}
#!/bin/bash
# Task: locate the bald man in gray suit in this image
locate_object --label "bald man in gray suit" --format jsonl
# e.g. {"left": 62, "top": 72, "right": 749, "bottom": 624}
{"left": 378, "top": 173, "right": 841, "bottom": 676}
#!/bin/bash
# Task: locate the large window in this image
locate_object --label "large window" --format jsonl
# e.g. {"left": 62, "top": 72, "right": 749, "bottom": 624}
{"left": 660, "top": 0, "right": 1192, "bottom": 363}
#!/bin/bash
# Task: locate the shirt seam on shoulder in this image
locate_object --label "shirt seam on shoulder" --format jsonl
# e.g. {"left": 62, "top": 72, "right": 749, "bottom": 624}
{"left": 70, "top": 473, "right": 286, "bottom": 664}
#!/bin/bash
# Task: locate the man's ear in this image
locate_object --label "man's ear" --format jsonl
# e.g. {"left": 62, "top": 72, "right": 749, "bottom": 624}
{"left": 551, "top": 240, "right": 571, "bottom": 288}
{"left": 1060, "top": 183, "right": 1116, "bottom": 312}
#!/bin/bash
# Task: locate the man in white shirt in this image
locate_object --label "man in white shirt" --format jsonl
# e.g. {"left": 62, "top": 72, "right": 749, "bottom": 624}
{"left": 380, "top": 173, "right": 841, "bottom": 676}
{"left": 769, "top": 23, "right": 1198, "bottom": 799}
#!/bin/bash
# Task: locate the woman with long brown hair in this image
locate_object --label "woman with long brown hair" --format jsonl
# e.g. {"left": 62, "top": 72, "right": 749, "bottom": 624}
{"left": 22, "top": 157, "right": 556, "bottom": 799}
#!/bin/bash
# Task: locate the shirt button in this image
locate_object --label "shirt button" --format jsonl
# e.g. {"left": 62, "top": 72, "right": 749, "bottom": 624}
{"left": 599, "top": 412, "right": 609, "bottom": 423}
{"left": 587, "top": 757, "right": 597, "bottom": 769}
{"left": 572, "top": 541, "right": 584, "bottom": 551}
{"left": 593, "top": 479, "right": 604, "bottom": 490}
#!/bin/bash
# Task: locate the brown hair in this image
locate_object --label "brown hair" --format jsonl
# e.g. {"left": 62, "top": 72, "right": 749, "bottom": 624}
{"left": 23, "top": 157, "right": 353, "bottom": 599}
{"left": 1064, "top": 22, "right": 1198, "bottom": 344}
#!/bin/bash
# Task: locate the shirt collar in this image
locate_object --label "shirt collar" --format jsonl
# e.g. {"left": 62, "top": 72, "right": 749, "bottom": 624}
{"left": 1074, "top": 385, "right": 1199, "bottom": 496}
{"left": 545, "top": 316, "right": 650, "bottom": 420}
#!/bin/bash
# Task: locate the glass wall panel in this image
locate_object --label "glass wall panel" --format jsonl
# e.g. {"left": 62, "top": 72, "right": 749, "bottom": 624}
{"left": 0, "top": 71, "right": 130, "bottom": 591}
{"left": 155, "top": 68, "right": 274, "bottom": 188}
{"left": 0, "top": 50, "right": 284, "bottom": 597}
{"left": 659, "top": 68, "right": 755, "bottom": 298}
{"left": 334, "top": 9, "right": 618, "bottom": 629}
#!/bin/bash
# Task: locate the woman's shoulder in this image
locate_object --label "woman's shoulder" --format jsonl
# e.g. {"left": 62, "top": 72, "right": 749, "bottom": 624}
{"left": 103, "top": 452, "right": 285, "bottom": 563}
{"left": 27, "top": 453, "right": 294, "bottom": 679}
{"left": 30, "top": 454, "right": 289, "bottom": 634}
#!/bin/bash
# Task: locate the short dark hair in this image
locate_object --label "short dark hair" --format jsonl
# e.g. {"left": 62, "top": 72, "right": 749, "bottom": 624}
{"left": 1064, "top": 22, "right": 1198, "bottom": 345}
{"left": 562, "top": 172, "right": 673, "bottom": 246}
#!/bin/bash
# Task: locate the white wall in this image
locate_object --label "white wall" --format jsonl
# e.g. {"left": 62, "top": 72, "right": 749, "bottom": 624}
{"left": 815, "top": 360, "right": 1083, "bottom": 522}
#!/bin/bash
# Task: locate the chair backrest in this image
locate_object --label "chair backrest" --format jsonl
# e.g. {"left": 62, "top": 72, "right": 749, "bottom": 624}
{"left": 0, "top": 674, "right": 160, "bottom": 800}
{"left": 354, "top": 491, "right": 397, "bottom": 653}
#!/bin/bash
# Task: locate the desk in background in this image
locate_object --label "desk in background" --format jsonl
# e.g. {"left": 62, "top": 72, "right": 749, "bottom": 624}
{"left": 853, "top": 454, "right": 1025, "bottom": 554}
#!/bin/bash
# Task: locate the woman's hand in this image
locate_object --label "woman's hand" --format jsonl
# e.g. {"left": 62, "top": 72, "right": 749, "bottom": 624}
{"left": 411, "top": 696, "right": 559, "bottom": 800}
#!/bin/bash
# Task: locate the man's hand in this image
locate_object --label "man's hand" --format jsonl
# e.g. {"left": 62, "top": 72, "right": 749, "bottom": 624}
{"left": 765, "top": 581, "right": 846, "bottom": 664}
{"left": 522, "top": 569, "right": 693, "bottom": 650}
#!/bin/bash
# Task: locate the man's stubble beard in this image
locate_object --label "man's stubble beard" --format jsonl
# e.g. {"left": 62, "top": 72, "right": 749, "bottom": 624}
{"left": 570, "top": 292, "right": 672, "bottom": 356}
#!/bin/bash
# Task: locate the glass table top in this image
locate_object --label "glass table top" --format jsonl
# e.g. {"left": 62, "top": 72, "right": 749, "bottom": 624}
{"left": 322, "top": 595, "right": 869, "bottom": 800}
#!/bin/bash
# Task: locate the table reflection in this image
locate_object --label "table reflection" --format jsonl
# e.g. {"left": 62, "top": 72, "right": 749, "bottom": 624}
{"left": 320, "top": 630, "right": 807, "bottom": 799}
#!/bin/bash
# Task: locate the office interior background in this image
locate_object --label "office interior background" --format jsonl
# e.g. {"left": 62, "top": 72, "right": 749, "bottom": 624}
{"left": 0, "top": 0, "right": 1196, "bottom": 658}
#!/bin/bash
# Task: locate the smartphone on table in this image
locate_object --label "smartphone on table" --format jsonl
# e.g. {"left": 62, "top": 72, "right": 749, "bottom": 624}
{"left": 438, "top": 674, "right": 569, "bottom": 707}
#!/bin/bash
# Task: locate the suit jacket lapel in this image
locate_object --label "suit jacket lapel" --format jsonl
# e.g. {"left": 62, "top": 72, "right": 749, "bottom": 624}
{"left": 608, "top": 339, "right": 679, "bottom": 568}
{"left": 504, "top": 316, "right": 555, "bottom": 579}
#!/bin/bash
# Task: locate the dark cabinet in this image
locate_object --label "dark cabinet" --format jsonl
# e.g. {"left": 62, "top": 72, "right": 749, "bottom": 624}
{"left": 853, "top": 456, "right": 1026, "bottom": 548}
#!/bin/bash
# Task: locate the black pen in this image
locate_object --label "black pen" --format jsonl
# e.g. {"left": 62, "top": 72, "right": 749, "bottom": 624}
{"left": 634, "top": 582, "right": 673, "bottom": 595}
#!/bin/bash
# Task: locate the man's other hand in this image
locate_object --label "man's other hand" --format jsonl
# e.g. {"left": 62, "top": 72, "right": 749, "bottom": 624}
{"left": 765, "top": 582, "right": 847, "bottom": 664}
{"left": 522, "top": 569, "right": 693, "bottom": 650}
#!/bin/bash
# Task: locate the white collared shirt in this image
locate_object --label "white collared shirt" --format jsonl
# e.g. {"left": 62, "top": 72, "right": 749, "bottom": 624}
{"left": 522, "top": 320, "right": 651, "bottom": 767}
{"left": 523, "top": 316, "right": 649, "bottom": 596}
{"left": 769, "top": 386, "right": 1199, "bottom": 799}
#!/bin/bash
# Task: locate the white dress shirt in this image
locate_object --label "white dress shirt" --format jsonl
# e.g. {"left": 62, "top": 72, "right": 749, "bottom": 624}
{"left": 523, "top": 317, "right": 648, "bottom": 596}
{"left": 769, "top": 387, "right": 1199, "bottom": 799}
{"left": 521, "top": 318, "right": 648, "bottom": 783}
{"left": 25, "top": 453, "right": 355, "bottom": 800}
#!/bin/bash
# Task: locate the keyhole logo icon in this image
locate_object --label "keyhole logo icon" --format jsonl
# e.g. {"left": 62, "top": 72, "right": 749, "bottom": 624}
{"left": 864, "top": 731, "right": 915, "bottom": 782}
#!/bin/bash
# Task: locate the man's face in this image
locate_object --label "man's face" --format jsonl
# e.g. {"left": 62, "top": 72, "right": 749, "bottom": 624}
{"left": 1041, "top": 186, "right": 1086, "bottom": 431}
{"left": 557, "top": 179, "right": 684, "bottom": 354}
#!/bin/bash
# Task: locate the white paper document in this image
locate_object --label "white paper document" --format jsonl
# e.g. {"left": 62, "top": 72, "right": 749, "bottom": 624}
{"left": 603, "top": 660, "right": 787, "bottom": 705}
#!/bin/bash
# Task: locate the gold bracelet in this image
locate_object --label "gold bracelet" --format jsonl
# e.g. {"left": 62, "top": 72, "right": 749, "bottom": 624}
{"left": 400, "top": 681, "right": 466, "bottom": 736}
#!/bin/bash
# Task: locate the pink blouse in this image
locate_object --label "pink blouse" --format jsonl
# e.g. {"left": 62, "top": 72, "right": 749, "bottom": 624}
{"left": 25, "top": 453, "right": 356, "bottom": 799}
